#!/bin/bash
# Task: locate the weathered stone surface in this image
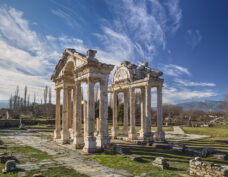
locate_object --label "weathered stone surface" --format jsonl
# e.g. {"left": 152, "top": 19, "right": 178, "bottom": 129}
{"left": 152, "top": 157, "right": 169, "bottom": 169}
{"left": 209, "top": 152, "right": 228, "bottom": 160}
{"left": 2, "top": 160, "right": 16, "bottom": 173}
{"left": 189, "top": 157, "right": 228, "bottom": 177}
{"left": 33, "top": 173, "right": 44, "bottom": 177}
{"left": 201, "top": 148, "right": 215, "bottom": 157}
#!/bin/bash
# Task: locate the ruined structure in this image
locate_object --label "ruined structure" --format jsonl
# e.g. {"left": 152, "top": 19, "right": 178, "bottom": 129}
{"left": 51, "top": 48, "right": 165, "bottom": 153}
{"left": 51, "top": 49, "right": 114, "bottom": 153}
{"left": 109, "top": 61, "right": 165, "bottom": 142}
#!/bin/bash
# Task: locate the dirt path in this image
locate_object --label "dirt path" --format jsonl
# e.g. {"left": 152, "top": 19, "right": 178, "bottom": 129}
{"left": 165, "top": 126, "right": 209, "bottom": 142}
{"left": 1, "top": 131, "right": 132, "bottom": 177}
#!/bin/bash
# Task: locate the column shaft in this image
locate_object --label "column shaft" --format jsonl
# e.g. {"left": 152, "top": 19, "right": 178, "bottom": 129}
{"left": 73, "top": 82, "right": 83, "bottom": 148}
{"left": 155, "top": 85, "right": 165, "bottom": 142}
{"left": 61, "top": 85, "right": 70, "bottom": 144}
{"left": 54, "top": 88, "right": 61, "bottom": 139}
{"left": 129, "top": 87, "right": 137, "bottom": 140}
{"left": 123, "top": 91, "right": 129, "bottom": 136}
{"left": 67, "top": 88, "right": 72, "bottom": 129}
{"left": 112, "top": 92, "right": 118, "bottom": 138}
{"left": 97, "top": 79, "right": 109, "bottom": 147}
{"left": 145, "top": 84, "right": 153, "bottom": 141}
{"left": 139, "top": 88, "right": 146, "bottom": 139}
{"left": 83, "top": 79, "right": 96, "bottom": 153}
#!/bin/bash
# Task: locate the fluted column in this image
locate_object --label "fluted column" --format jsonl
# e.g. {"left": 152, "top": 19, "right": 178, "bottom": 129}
{"left": 144, "top": 84, "right": 153, "bottom": 141}
{"left": 67, "top": 88, "right": 72, "bottom": 129}
{"left": 73, "top": 81, "right": 83, "bottom": 148}
{"left": 54, "top": 88, "right": 61, "bottom": 139}
{"left": 123, "top": 91, "right": 129, "bottom": 136}
{"left": 83, "top": 78, "right": 96, "bottom": 153}
{"left": 97, "top": 78, "right": 110, "bottom": 148}
{"left": 61, "top": 85, "right": 70, "bottom": 144}
{"left": 154, "top": 85, "right": 165, "bottom": 142}
{"left": 129, "top": 87, "right": 137, "bottom": 140}
{"left": 83, "top": 100, "right": 88, "bottom": 137}
{"left": 139, "top": 88, "right": 146, "bottom": 139}
{"left": 112, "top": 91, "right": 118, "bottom": 138}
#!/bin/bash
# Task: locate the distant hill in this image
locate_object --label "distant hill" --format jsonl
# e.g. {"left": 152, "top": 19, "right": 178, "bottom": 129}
{"left": 0, "top": 100, "right": 8, "bottom": 109}
{"left": 178, "top": 100, "right": 226, "bottom": 112}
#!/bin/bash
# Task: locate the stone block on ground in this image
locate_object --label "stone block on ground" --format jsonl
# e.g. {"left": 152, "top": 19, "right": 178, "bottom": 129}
{"left": 0, "top": 153, "right": 17, "bottom": 163}
{"left": 209, "top": 152, "right": 228, "bottom": 160}
{"left": 201, "top": 148, "right": 215, "bottom": 157}
{"left": 152, "top": 142, "right": 172, "bottom": 149}
{"left": 189, "top": 156, "right": 228, "bottom": 177}
{"left": 129, "top": 154, "right": 143, "bottom": 162}
{"left": 152, "top": 157, "right": 169, "bottom": 169}
{"left": 33, "top": 173, "right": 44, "bottom": 177}
{"left": 2, "top": 160, "right": 17, "bottom": 174}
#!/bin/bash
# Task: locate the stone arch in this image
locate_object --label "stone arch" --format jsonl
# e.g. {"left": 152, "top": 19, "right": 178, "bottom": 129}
{"left": 112, "top": 66, "right": 132, "bottom": 83}
{"left": 63, "top": 57, "right": 75, "bottom": 74}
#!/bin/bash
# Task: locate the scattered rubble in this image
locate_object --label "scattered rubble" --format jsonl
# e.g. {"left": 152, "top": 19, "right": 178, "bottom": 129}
{"left": 190, "top": 157, "right": 228, "bottom": 177}
{"left": 152, "top": 157, "right": 169, "bottom": 169}
{"left": 2, "top": 160, "right": 17, "bottom": 174}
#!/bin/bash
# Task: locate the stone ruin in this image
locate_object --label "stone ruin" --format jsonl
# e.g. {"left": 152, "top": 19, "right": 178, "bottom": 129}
{"left": 51, "top": 48, "right": 166, "bottom": 153}
{"left": 190, "top": 157, "right": 228, "bottom": 177}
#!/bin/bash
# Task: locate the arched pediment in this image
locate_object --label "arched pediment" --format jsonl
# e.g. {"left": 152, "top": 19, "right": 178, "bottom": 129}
{"left": 113, "top": 66, "right": 132, "bottom": 83}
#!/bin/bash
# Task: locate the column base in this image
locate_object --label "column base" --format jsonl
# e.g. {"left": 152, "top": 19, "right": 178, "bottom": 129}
{"left": 123, "top": 126, "right": 128, "bottom": 136}
{"left": 54, "top": 129, "right": 61, "bottom": 140}
{"left": 128, "top": 133, "right": 137, "bottom": 140}
{"left": 73, "top": 135, "right": 84, "bottom": 149}
{"left": 111, "top": 127, "right": 119, "bottom": 139}
{"left": 60, "top": 130, "right": 70, "bottom": 144}
{"left": 154, "top": 130, "right": 166, "bottom": 142}
{"left": 83, "top": 136, "right": 96, "bottom": 153}
{"left": 144, "top": 132, "right": 153, "bottom": 141}
{"left": 96, "top": 135, "right": 110, "bottom": 148}
{"left": 139, "top": 130, "right": 145, "bottom": 140}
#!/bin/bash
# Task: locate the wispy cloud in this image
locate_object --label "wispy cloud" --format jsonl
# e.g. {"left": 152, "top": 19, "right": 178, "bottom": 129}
{"left": 186, "top": 29, "right": 202, "bottom": 48}
{"left": 98, "top": 0, "right": 182, "bottom": 62}
{"left": 51, "top": 9, "right": 81, "bottom": 28}
{"left": 165, "top": 0, "right": 182, "bottom": 32}
{"left": 174, "top": 78, "right": 216, "bottom": 87}
{"left": 163, "top": 86, "right": 216, "bottom": 104}
{"left": 159, "top": 64, "right": 191, "bottom": 77}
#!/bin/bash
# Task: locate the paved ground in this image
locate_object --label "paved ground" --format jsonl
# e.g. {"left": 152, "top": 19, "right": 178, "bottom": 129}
{"left": 1, "top": 131, "right": 132, "bottom": 177}
{"left": 165, "top": 126, "right": 209, "bottom": 142}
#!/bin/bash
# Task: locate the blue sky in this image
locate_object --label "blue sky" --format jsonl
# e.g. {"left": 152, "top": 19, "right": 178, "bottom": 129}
{"left": 0, "top": 0, "right": 227, "bottom": 104}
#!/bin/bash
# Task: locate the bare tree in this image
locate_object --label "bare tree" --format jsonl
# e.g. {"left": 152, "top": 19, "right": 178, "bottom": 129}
{"left": 49, "top": 87, "right": 52, "bottom": 104}
{"left": 33, "top": 92, "right": 36, "bottom": 104}
{"left": 9, "top": 95, "right": 12, "bottom": 110}
{"left": 24, "top": 85, "right": 27, "bottom": 107}
{"left": 43, "top": 86, "right": 48, "bottom": 104}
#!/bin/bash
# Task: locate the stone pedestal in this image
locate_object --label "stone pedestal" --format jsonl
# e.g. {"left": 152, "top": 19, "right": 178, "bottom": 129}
{"left": 83, "top": 136, "right": 96, "bottom": 153}
{"left": 154, "top": 130, "right": 166, "bottom": 142}
{"left": 73, "top": 135, "right": 84, "bottom": 149}
{"left": 96, "top": 135, "right": 110, "bottom": 148}
{"left": 60, "top": 130, "right": 70, "bottom": 144}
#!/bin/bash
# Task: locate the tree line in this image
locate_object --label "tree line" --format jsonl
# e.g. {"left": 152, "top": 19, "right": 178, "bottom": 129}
{"left": 8, "top": 85, "right": 55, "bottom": 119}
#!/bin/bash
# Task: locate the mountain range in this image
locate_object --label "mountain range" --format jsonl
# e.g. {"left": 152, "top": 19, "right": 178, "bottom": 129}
{"left": 0, "top": 100, "right": 226, "bottom": 112}
{"left": 177, "top": 100, "right": 226, "bottom": 112}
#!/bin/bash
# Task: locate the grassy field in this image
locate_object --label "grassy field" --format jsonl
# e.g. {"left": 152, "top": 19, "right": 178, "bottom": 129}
{"left": 182, "top": 124, "right": 228, "bottom": 153}
{"left": 91, "top": 124, "right": 228, "bottom": 177}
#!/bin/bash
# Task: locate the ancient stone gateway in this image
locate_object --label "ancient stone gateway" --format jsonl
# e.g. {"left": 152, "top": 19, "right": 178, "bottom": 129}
{"left": 109, "top": 61, "right": 165, "bottom": 142}
{"left": 51, "top": 48, "right": 114, "bottom": 153}
{"left": 51, "top": 48, "right": 165, "bottom": 153}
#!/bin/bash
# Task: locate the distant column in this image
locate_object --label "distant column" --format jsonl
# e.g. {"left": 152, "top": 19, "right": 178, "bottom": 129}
{"left": 154, "top": 85, "right": 166, "bottom": 142}
{"left": 123, "top": 91, "right": 129, "bottom": 136}
{"left": 54, "top": 88, "right": 61, "bottom": 140}
{"left": 67, "top": 88, "right": 72, "bottom": 129}
{"left": 61, "top": 85, "right": 70, "bottom": 144}
{"left": 83, "top": 78, "right": 96, "bottom": 153}
{"left": 139, "top": 88, "right": 146, "bottom": 139}
{"left": 112, "top": 91, "right": 118, "bottom": 138}
{"left": 128, "top": 87, "right": 137, "bottom": 140}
